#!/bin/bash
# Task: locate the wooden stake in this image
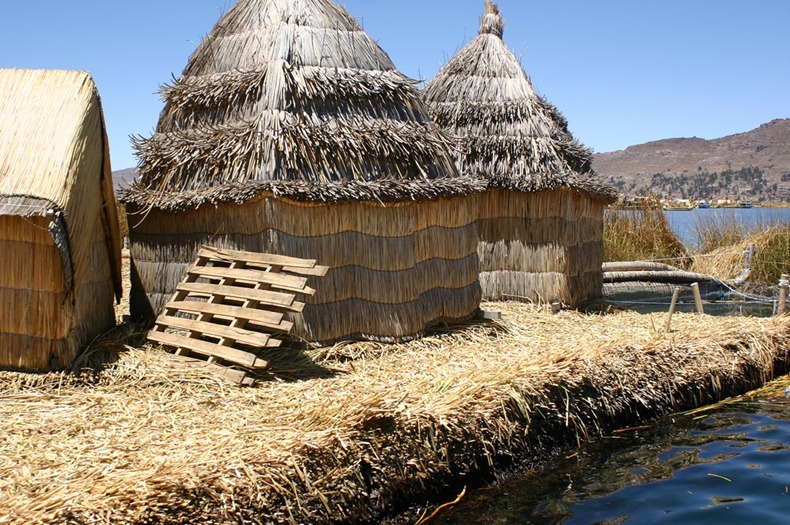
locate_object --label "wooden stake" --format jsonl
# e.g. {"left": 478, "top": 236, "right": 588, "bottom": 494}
{"left": 777, "top": 274, "right": 789, "bottom": 316}
{"left": 691, "top": 283, "right": 704, "bottom": 314}
{"left": 665, "top": 288, "right": 681, "bottom": 332}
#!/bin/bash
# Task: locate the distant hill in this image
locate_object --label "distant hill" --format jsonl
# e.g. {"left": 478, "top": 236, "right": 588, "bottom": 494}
{"left": 112, "top": 168, "right": 137, "bottom": 192}
{"left": 593, "top": 119, "right": 790, "bottom": 202}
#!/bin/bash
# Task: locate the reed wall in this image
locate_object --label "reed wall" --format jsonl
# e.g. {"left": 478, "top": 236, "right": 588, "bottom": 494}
{"left": 478, "top": 188, "right": 605, "bottom": 306}
{"left": 0, "top": 213, "right": 115, "bottom": 371}
{"left": 127, "top": 194, "right": 482, "bottom": 344}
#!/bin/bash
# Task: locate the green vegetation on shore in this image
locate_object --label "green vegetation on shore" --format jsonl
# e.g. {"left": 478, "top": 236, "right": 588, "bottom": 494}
{"left": 605, "top": 202, "right": 789, "bottom": 284}
{"left": 603, "top": 202, "right": 688, "bottom": 265}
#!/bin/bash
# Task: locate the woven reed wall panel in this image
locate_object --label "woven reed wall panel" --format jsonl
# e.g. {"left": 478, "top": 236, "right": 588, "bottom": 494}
{"left": 478, "top": 240, "right": 604, "bottom": 275}
{"left": 133, "top": 253, "right": 479, "bottom": 306}
{"left": 0, "top": 288, "right": 67, "bottom": 339}
{"left": 477, "top": 217, "right": 602, "bottom": 246}
{"left": 293, "top": 282, "right": 482, "bottom": 343}
{"left": 477, "top": 189, "right": 605, "bottom": 306}
{"left": 0, "top": 218, "right": 70, "bottom": 352}
{"left": 0, "top": 335, "right": 63, "bottom": 371}
{"left": 128, "top": 196, "right": 477, "bottom": 237}
{"left": 128, "top": 195, "right": 481, "bottom": 343}
{"left": 130, "top": 225, "right": 476, "bottom": 274}
{"left": 480, "top": 269, "right": 602, "bottom": 305}
{"left": 0, "top": 240, "right": 65, "bottom": 291}
{"left": 478, "top": 189, "right": 603, "bottom": 221}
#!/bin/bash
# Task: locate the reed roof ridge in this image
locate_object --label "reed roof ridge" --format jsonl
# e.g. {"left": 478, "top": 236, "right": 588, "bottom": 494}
{"left": 479, "top": 0, "right": 504, "bottom": 38}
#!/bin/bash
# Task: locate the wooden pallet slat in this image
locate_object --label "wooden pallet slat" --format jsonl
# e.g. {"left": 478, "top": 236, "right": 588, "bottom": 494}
{"left": 149, "top": 331, "right": 268, "bottom": 369}
{"left": 175, "top": 282, "right": 304, "bottom": 312}
{"left": 200, "top": 246, "right": 328, "bottom": 274}
{"left": 187, "top": 266, "right": 314, "bottom": 294}
{"left": 165, "top": 301, "right": 293, "bottom": 332}
{"left": 156, "top": 315, "right": 282, "bottom": 349}
{"left": 149, "top": 246, "right": 328, "bottom": 386}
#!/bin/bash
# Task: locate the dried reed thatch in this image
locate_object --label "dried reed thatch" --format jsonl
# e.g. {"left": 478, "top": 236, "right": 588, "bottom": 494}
{"left": 120, "top": 0, "right": 483, "bottom": 343}
{"left": 0, "top": 69, "right": 122, "bottom": 371}
{"left": 424, "top": 1, "right": 617, "bottom": 307}
{"left": 1, "top": 303, "right": 787, "bottom": 524}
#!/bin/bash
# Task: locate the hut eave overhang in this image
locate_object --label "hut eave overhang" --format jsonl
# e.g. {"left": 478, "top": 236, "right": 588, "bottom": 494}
{"left": 119, "top": 176, "right": 486, "bottom": 212}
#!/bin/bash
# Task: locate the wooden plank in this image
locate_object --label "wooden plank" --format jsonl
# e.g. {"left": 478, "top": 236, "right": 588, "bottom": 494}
{"left": 176, "top": 282, "right": 303, "bottom": 312}
{"left": 167, "top": 354, "right": 255, "bottom": 386}
{"left": 188, "top": 266, "right": 313, "bottom": 294}
{"left": 155, "top": 315, "right": 282, "bottom": 348}
{"left": 165, "top": 301, "right": 294, "bottom": 332}
{"left": 199, "top": 246, "right": 320, "bottom": 269}
{"left": 149, "top": 331, "right": 268, "bottom": 370}
{"left": 281, "top": 265, "right": 329, "bottom": 278}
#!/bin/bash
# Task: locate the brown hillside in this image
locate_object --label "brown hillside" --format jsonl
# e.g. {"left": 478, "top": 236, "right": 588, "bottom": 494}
{"left": 593, "top": 119, "right": 790, "bottom": 202}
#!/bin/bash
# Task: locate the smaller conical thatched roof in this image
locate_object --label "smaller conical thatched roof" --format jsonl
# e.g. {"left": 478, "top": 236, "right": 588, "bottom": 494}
{"left": 123, "top": 0, "right": 481, "bottom": 211}
{"left": 424, "top": 1, "right": 616, "bottom": 201}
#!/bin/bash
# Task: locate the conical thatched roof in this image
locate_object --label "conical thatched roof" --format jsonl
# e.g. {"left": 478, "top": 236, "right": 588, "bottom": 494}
{"left": 424, "top": 1, "right": 616, "bottom": 201}
{"left": 123, "top": 0, "right": 480, "bottom": 210}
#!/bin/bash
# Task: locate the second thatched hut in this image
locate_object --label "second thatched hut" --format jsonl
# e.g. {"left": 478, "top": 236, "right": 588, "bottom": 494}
{"left": 0, "top": 69, "right": 122, "bottom": 371}
{"left": 424, "top": 1, "right": 616, "bottom": 307}
{"left": 121, "top": 0, "right": 483, "bottom": 344}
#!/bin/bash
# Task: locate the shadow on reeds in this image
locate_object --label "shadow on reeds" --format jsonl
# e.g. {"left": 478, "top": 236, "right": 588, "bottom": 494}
{"left": 69, "top": 322, "right": 149, "bottom": 375}
{"left": 306, "top": 315, "right": 504, "bottom": 365}
{"left": 251, "top": 343, "right": 339, "bottom": 382}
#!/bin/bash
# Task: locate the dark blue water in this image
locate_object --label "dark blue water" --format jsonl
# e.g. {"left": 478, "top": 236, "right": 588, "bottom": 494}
{"left": 433, "top": 391, "right": 790, "bottom": 524}
{"left": 665, "top": 207, "right": 790, "bottom": 248}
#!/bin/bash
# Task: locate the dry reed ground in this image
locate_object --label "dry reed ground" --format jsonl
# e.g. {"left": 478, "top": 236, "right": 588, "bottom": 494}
{"left": 1, "top": 258, "right": 788, "bottom": 524}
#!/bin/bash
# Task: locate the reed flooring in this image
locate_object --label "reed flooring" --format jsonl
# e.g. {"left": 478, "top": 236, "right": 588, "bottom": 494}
{"left": 1, "top": 267, "right": 787, "bottom": 524}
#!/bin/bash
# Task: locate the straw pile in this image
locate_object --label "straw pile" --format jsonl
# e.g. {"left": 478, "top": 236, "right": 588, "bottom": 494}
{"left": 2, "top": 303, "right": 787, "bottom": 524}
{"left": 120, "top": 0, "right": 483, "bottom": 343}
{"left": 0, "top": 69, "right": 122, "bottom": 371}
{"left": 423, "top": 2, "right": 616, "bottom": 307}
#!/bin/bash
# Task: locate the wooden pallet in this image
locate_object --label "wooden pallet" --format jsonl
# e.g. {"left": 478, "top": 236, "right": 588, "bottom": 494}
{"left": 148, "top": 246, "right": 328, "bottom": 385}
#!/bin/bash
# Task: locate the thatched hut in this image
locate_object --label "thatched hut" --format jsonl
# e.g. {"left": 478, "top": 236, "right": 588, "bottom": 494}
{"left": 0, "top": 69, "right": 122, "bottom": 371}
{"left": 424, "top": 1, "right": 616, "bottom": 306}
{"left": 120, "top": 0, "right": 483, "bottom": 344}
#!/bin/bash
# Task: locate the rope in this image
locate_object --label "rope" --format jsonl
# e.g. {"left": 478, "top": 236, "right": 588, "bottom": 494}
{"left": 642, "top": 251, "right": 747, "bottom": 263}
{"left": 609, "top": 299, "right": 774, "bottom": 307}
{"left": 710, "top": 277, "right": 777, "bottom": 304}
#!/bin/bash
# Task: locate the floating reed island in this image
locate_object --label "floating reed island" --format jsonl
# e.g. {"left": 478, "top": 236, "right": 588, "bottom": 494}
{"left": 1, "top": 304, "right": 787, "bottom": 524}
{"left": 424, "top": 1, "right": 617, "bottom": 307}
{"left": 120, "top": 0, "right": 483, "bottom": 345}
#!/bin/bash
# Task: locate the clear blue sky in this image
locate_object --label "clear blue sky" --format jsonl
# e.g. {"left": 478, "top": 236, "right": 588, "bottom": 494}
{"left": 2, "top": 1, "right": 788, "bottom": 170}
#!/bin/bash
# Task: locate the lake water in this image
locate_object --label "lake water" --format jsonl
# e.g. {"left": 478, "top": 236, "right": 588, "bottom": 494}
{"left": 664, "top": 207, "right": 790, "bottom": 248}
{"left": 433, "top": 389, "right": 790, "bottom": 525}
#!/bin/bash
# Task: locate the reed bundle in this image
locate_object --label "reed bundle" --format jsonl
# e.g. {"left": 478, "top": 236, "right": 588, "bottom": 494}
{"left": 1, "top": 303, "right": 787, "bottom": 524}
{"left": 0, "top": 69, "right": 122, "bottom": 371}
